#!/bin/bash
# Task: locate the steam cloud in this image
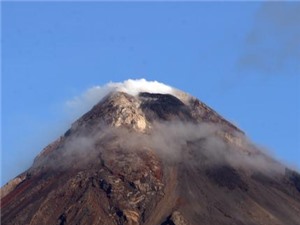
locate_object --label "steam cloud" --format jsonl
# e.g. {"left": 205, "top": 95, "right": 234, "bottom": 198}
{"left": 66, "top": 79, "right": 176, "bottom": 119}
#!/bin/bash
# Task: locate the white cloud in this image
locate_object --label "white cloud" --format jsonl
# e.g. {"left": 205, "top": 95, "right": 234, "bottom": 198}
{"left": 65, "top": 78, "right": 177, "bottom": 119}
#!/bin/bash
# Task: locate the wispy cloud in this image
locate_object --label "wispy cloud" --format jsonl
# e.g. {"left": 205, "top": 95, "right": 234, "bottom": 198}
{"left": 238, "top": 2, "right": 300, "bottom": 76}
{"left": 40, "top": 121, "right": 284, "bottom": 176}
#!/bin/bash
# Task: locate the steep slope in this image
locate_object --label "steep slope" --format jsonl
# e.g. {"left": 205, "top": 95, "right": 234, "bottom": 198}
{"left": 1, "top": 91, "right": 300, "bottom": 225}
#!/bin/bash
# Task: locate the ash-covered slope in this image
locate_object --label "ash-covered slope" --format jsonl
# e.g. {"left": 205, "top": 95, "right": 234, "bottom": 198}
{"left": 1, "top": 90, "right": 300, "bottom": 225}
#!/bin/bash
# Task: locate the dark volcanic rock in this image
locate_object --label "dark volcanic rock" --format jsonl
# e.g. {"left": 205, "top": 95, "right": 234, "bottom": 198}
{"left": 286, "top": 168, "right": 300, "bottom": 192}
{"left": 139, "top": 92, "right": 193, "bottom": 122}
{"left": 206, "top": 165, "right": 248, "bottom": 191}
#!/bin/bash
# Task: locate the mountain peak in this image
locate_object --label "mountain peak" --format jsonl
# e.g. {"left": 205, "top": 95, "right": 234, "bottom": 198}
{"left": 70, "top": 88, "right": 242, "bottom": 135}
{"left": 65, "top": 79, "right": 191, "bottom": 119}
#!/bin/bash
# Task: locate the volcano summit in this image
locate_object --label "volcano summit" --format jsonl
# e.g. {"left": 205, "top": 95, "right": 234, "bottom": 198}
{"left": 1, "top": 80, "right": 300, "bottom": 225}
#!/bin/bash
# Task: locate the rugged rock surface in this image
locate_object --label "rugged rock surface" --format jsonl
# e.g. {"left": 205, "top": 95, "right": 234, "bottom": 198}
{"left": 1, "top": 91, "right": 300, "bottom": 225}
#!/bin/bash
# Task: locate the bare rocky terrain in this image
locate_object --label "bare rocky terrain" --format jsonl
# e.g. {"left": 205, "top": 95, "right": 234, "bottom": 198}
{"left": 1, "top": 91, "right": 300, "bottom": 225}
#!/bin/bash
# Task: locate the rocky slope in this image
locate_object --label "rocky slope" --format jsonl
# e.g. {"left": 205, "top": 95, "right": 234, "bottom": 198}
{"left": 1, "top": 91, "right": 300, "bottom": 225}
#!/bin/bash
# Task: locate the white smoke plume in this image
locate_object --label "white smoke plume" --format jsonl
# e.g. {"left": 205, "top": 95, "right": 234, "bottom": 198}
{"left": 66, "top": 79, "right": 177, "bottom": 119}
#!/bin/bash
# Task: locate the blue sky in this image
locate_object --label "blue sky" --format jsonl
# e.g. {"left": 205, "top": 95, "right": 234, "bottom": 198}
{"left": 2, "top": 2, "right": 300, "bottom": 185}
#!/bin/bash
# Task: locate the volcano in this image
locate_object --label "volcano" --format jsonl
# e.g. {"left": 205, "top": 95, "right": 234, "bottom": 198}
{"left": 1, "top": 81, "right": 300, "bottom": 225}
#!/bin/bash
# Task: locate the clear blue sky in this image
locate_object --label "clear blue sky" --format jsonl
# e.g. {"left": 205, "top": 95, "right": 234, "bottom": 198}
{"left": 2, "top": 2, "right": 300, "bottom": 185}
